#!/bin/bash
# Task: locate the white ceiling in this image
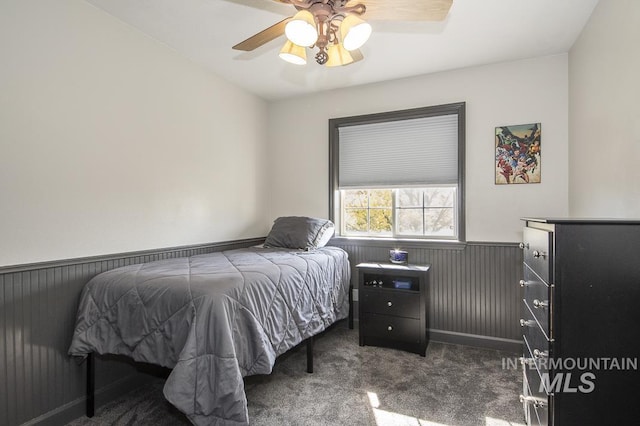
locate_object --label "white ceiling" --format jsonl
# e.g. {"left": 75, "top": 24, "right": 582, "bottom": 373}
{"left": 85, "top": 0, "right": 599, "bottom": 101}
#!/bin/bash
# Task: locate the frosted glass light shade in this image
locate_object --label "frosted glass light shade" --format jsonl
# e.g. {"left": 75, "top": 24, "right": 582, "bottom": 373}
{"left": 341, "top": 14, "right": 372, "bottom": 51}
{"left": 285, "top": 10, "right": 318, "bottom": 47}
{"left": 279, "top": 41, "right": 307, "bottom": 65}
{"left": 326, "top": 43, "right": 354, "bottom": 67}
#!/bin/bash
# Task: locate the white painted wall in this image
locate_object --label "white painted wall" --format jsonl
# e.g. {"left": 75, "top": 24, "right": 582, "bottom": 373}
{"left": 0, "top": 0, "right": 268, "bottom": 267}
{"left": 267, "top": 55, "right": 570, "bottom": 242}
{"left": 569, "top": 0, "right": 640, "bottom": 217}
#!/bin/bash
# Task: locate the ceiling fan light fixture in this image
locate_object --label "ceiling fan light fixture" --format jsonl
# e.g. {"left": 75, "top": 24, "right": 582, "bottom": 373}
{"left": 285, "top": 10, "right": 318, "bottom": 47}
{"left": 325, "top": 43, "right": 354, "bottom": 67}
{"left": 279, "top": 40, "right": 307, "bottom": 65}
{"left": 340, "top": 14, "right": 372, "bottom": 51}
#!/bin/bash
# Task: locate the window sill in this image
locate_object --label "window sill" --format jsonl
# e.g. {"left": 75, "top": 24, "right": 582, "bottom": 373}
{"left": 329, "top": 236, "right": 467, "bottom": 250}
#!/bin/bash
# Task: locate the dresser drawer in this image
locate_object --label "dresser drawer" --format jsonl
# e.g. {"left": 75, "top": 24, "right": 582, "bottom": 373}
{"left": 531, "top": 397, "right": 549, "bottom": 426}
{"left": 522, "top": 354, "right": 546, "bottom": 400}
{"left": 361, "top": 313, "right": 422, "bottom": 343}
{"left": 522, "top": 265, "right": 551, "bottom": 337}
{"left": 361, "top": 289, "right": 420, "bottom": 318}
{"left": 523, "top": 331, "right": 550, "bottom": 392}
{"left": 523, "top": 302, "right": 551, "bottom": 369}
{"left": 523, "top": 227, "right": 552, "bottom": 284}
{"left": 523, "top": 371, "right": 549, "bottom": 426}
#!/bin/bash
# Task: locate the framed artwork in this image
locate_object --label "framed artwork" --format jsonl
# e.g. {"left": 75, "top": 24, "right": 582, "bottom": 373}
{"left": 495, "top": 123, "right": 541, "bottom": 184}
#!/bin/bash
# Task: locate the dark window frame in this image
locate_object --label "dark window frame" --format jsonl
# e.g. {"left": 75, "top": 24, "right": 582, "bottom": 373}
{"left": 329, "top": 102, "right": 466, "bottom": 242}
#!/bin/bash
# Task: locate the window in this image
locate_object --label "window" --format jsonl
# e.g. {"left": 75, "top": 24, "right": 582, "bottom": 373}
{"left": 341, "top": 187, "right": 457, "bottom": 237}
{"left": 329, "top": 103, "right": 465, "bottom": 240}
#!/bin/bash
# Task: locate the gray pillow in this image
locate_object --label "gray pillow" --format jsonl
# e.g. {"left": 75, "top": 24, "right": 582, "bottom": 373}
{"left": 264, "top": 216, "right": 335, "bottom": 250}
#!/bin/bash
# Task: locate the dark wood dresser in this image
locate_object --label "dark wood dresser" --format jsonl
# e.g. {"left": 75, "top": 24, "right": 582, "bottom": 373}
{"left": 519, "top": 218, "right": 640, "bottom": 425}
{"left": 357, "top": 262, "right": 430, "bottom": 356}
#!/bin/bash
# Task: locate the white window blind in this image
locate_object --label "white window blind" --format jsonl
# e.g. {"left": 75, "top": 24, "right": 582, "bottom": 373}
{"left": 338, "top": 114, "right": 458, "bottom": 188}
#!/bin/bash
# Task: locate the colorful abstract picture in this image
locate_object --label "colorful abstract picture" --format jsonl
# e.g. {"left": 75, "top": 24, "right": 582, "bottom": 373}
{"left": 495, "top": 123, "right": 541, "bottom": 184}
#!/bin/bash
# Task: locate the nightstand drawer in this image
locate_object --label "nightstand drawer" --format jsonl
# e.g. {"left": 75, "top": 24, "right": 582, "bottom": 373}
{"left": 357, "top": 262, "right": 430, "bottom": 356}
{"left": 361, "top": 313, "right": 422, "bottom": 343}
{"left": 361, "top": 289, "right": 420, "bottom": 318}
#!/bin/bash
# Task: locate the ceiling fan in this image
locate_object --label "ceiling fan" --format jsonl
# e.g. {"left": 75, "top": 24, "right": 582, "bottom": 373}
{"left": 232, "top": 0, "right": 453, "bottom": 67}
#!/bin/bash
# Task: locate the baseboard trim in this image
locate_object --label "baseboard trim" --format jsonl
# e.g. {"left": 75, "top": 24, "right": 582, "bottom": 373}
{"left": 429, "top": 329, "right": 521, "bottom": 353}
{"left": 21, "top": 373, "right": 153, "bottom": 426}
{"left": 352, "top": 320, "right": 520, "bottom": 353}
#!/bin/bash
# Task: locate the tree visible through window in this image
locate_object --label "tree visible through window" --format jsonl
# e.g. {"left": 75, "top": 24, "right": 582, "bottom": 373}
{"left": 341, "top": 187, "right": 456, "bottom": 237}
{"left": 343, "top": 189, "right": 392, "bottom": 235}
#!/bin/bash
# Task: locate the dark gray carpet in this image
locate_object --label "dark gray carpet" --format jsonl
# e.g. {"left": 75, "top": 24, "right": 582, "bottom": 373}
{"left": 67, "top": 323, "right": 525, "bottom": 426}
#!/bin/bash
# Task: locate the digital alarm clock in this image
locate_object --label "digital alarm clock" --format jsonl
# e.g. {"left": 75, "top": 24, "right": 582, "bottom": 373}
{"left": 389, "top": 249, "right": 408, "bottom": 264}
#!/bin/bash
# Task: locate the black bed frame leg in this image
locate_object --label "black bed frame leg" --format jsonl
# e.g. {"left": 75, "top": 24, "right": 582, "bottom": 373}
{"left": 86, "top": 353, "right": 95, "bottom": 418}
{"left": 306, "top": 336, "right": 314, "bottom": 374}
{"left": 348, "top": 283, "right": 354, "bottom": 329}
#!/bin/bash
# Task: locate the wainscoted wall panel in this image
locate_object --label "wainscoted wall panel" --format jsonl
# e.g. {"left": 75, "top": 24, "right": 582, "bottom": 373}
{"left": 0, "top": 238, "right": 264, "bottom": 426}
{"left": 2, "top": 238, "right": 519, "bottom": 425}
{"left": 330, "top": 240, "right": 523, "bottom": 349}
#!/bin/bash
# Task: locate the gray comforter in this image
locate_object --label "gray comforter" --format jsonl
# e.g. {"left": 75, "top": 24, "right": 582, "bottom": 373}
{"left": 68, "top": 246, "right": 350, "bottom": 425}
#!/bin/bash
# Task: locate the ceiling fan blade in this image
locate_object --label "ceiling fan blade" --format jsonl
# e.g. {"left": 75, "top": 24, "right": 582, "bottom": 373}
{"left": 232, "top": 18, "right": 289, "bottom": 51}
{"left": 355, "top": 0, "right": 453, "bottom": 21}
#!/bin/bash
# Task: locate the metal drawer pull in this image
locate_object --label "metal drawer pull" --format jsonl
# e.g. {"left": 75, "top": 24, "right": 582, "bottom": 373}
{"left": 533, "top": 349, "right": 549, "bottom": 359}
{"left": 387, "top": 325, "right": 393, "bottom": 331}
{"left": 519, "top": 395, "right": 547, "bottom": 409}
{"left": 532, "top": 250, "right": 547, "bottom": 259}
{"left": 519, "top": 279, "right": 528, "bottom": 287}
{"left": 519, "top": 242, "right": 529, "bottom": 250}
{"left": 532, "top": 299, "right": 549, "bottom": 309}
{"left": 520, "top": 319, "right": 535, "bottom": 327}
{"left": 387, "top": 301, "right": 393, "bottom": 307}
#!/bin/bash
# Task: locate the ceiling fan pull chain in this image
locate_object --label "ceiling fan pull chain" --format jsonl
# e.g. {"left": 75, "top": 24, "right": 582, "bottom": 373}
{"left": 314, "top": 16, "right": 329, "bottom": 64}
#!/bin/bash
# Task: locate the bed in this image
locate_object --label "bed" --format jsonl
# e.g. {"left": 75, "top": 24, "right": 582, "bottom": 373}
{"left": 68, "top": 217, "right": 351, "bottom": 425}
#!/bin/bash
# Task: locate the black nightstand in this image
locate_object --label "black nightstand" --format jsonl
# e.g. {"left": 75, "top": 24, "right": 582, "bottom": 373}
{"left": 357, "top": 262, "right": 430, "bottom": 356}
